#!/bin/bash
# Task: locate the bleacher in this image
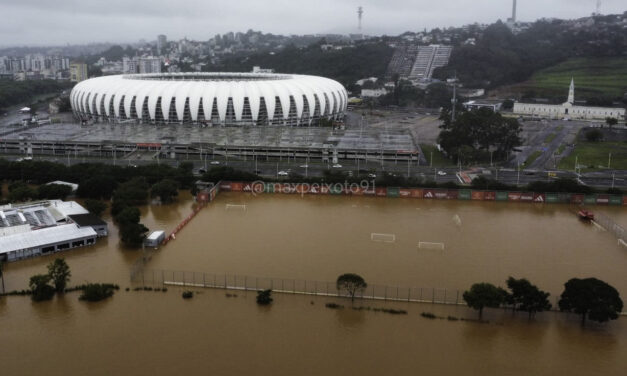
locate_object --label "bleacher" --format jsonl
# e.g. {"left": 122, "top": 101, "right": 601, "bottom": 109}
{"left": 386, "top": 44, "right": 452, "bottom": 82}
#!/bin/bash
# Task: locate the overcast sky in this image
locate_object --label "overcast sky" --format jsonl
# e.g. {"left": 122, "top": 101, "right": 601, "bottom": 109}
{"left": 0, "top": 0, "right": 624, "bottom": 46}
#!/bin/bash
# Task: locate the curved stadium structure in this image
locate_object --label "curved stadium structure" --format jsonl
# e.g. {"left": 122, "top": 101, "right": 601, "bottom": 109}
{"left": 70, "top": 73, "right": 348, "bottom": 126}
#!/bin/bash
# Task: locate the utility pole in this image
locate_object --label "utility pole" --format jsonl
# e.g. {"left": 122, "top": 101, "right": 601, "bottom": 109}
{"left": 608, "top": 152, "right": 612, "bottom": 169}
{"left": 451, "top": 72, "right": 458, "bottom": 124}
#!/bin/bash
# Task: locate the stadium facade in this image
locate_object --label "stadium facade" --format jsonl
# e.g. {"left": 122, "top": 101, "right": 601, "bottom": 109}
{"left": 70, "top": 73, "right": 348, "bottom": 126}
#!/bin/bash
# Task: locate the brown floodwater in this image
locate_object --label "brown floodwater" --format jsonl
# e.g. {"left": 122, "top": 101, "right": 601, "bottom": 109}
{"left": 1, "top": 192, "right": 626, "bottom": 375}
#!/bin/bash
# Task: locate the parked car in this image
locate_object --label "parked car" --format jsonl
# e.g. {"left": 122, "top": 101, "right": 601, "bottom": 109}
{"left": 368, "top": 173, "right": 377, "bottom": 179}
{"left": 437, "top": 171, "right": 447, "bottom": 176}
{"left": 278, "top": 171, "right": 289, "bottom": 176}
{"left": 210, "top": 161, "right": 221, "bottom": 165}
{"left": 332, "top": 164, "right": 343, "bottom": 168}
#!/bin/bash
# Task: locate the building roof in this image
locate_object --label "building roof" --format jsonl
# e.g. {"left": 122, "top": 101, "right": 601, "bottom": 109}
{"left": 68, "top": 214, "right": 107, "bottom": 227}
{"left": 70, "top": 72, "right": 348, "bottom": 124}
{"left": 46, "top": 200, "right": 88, "bottom": 221}
{"left": 147, "top": 231, "right": 165, "bottom": 240}
{"left": 0, "top": 224, "right": 96, "bottom": 254}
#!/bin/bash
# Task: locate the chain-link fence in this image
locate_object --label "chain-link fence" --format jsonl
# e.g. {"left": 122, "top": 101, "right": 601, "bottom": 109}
{"left": 132, "top": 269, "right": 465, "bottom": 305}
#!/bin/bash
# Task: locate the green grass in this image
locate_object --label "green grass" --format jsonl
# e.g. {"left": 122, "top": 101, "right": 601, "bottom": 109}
{"left": 524, "top": 151, "right": 543, "bottom": 166}
{"left": 544, "top": 133, "right": 557, "bottom": 144}
{"left": 558, "top": 141, "right": 627, "bottom": 171}
{"left": 420, "top": 144, "right": 455, "bottom": 167}
{"left": 516, "top": 57, "right": 627, "bottom": 99}
{"left": 556, "top": 144, "right": 566, "bottom": 156}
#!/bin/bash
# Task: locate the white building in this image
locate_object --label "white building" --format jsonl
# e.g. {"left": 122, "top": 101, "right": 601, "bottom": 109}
{"left": 513, "top": 79, "right": 626, "bottom": 121}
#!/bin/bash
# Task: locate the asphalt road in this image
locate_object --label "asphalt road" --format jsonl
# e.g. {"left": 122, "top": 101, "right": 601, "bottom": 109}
{"left": 5, "top": 154, "right": 627, "bottom": 189}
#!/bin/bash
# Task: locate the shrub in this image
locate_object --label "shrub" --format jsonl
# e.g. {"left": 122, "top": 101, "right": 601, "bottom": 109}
{"left": 182, "top": 291, "right": 193, "bottom": 299}
{"left": 79, "top": 283, "right": 116, "bottom": 302}
{"left": 256, "top": 289, "right": 273, "bottom": 305}
{"left": 585, "top": 129, "right": 603, "bottom": 142}
{"left": 421, "top": 312, "right": 437, "bottom": 319}
{"left": 325, "top": 302, "right": 344, "bottom": 309}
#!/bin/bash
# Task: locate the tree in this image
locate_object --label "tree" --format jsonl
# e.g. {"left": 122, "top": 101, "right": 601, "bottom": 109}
{"left": 256, "top": 289, "right": 273, "bottom": 305}
{"left": 438, "top": 108, "right": 522, "bottom": 164}
{"left": 463, "top": 283, "right": 506, "bottom": 320}
{"left": 84, "top": 199, "right": 107, "bottom": 218}
{"left": 151, "top": 179, "right": 179, "bottom": 203}
{"left": 336, "top": 273, "right": 367, "bottom": 302}
{"left": 558, "top": 278, "right": 623, "bottom": 326}
{"left": 29, "top": 274, "right": 55, "bottom": 302}
{"left": 605, "top": 117, "right": 618, "bottom": 130}
{"left": 114, "top": 207, "right": 148, "bottom": 247}
{"left": 37, "top": 183, "right": 72, "bottom": 200}
{"left": 585, "top": 129, "right": 603, "bottom": 142}
{"left": 506, "top": 277, "right": 552, "bottom": 319}
{"left": 47, "top": 258, "right": 71, "bottom": 293}
{"left": 79, "top": 283, "right": 116, "bottom": 302}
{"left": 8, "top": 182, "right": 37, "bottom": 202}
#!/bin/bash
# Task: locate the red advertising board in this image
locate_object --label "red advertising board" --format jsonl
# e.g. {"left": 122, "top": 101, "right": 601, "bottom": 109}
{"left": 596, "top": 195, "right": 610, "bottom": 205}
{"left": 435, "top": 190, "right": 448, "bottom": 199}
{"left": 520, "top": 193, "right": 534, "bottom": 201}
{"left": 219, "top": 181, "right": 232, "bottom": 191}
{"left": 533, "top": 193, "right": 546, "bottom": 203}
{"left": 252, "top": 182, "right": 264, "bottom": 194}
{"left": 571, "top": 194, "right": 584, "bottom": 204}
{"left": 471, "top": 191, "right": 485, "bottom": 201}
{"left": 484, "top": 191, "right": 496, "bottom": 201}
{"left": 447, "top": 190, "right": 459, "bottom": 200}
{"left": 309, "top": 185, "right": 321, "bottom": 195}
{"left": 296, "top": 184, "right": 309, "bottom": 194}
{"left": 411, "top": 189, "right": 423, "bottom": 198}
{"left": 320, "top": 186, "right": 330, "bottom": 195}
{"left": 363, "top": 188, "right": 376, "bottom": 196}
{"left": 231, "top": 182, "right": 243, "bottom": 192}
{"left": 508, "top": 192, "right": 522, "bottom": 201}
{"left": 352, "top": 187, "right": 365, "bottom": 196}
{"left": 423, "top": 189, "right": 435, "bottom": 199}
{"left": 399, "top": 189, "right": 412, "bottom": 198}
{"left": 242, "top": 182, "right": 253, "bottom": 192}
{"left": 624, "top": 196, "right": 627, "bottom": 205}
{"left": 375, "top": 187, "right": 388, "bottom": 197}
{"left": 282, "top": 184, "right": 296, "bottom": 194}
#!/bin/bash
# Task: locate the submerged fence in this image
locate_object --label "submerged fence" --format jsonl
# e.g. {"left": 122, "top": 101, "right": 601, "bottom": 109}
{"left": 594, "top": 212, "right": 626, "bottom": 243}
{"left": 132, "top": 269, "right": 466, "bottom": 305}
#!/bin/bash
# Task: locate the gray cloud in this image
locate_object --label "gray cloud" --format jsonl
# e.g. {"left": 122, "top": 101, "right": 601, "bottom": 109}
{"left": 0, "top": 0, "right": 624, "bottom": 46}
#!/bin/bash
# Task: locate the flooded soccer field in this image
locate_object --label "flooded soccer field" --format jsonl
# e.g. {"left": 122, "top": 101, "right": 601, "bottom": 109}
{"left": 1, "top": 192, "right": 626, "bottom": 375}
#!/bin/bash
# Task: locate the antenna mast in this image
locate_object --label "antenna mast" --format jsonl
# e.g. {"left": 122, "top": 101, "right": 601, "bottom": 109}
{"left": 595, "top": 0, "right": 602, "bottom": 15}
{"left": 358, "top": 6, "right": 363, "bottom": 32}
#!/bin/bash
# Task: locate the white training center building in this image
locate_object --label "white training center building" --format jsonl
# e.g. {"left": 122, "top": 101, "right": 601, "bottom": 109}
{"left": 70, "top": 72, "right": 348, "bottom": 127}
{"left": 513, "top": 79, "right": 626, "bottom": 121}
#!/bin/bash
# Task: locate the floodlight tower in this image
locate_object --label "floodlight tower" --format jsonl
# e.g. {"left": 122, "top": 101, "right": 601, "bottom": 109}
{"left": 358, "top": 6, "right": 363, "bottom": 32}
{"left": 512, "top": 0, "right": 517, "bottom": 23}
{"left": 595, "top": 0, "right": 602, "bottom": 15}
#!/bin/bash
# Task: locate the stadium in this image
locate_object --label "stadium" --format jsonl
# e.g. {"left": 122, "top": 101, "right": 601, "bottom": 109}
{"left": 70, "top": 72, "right": 348, "bottom": 126}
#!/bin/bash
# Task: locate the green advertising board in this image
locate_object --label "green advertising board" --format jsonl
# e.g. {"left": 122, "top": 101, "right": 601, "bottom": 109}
{"left": 545, "top": 193, "right": 559, "bottom": 203}
{"left": 387, "top": 187, "right": 400, "bottom": 198}
{"left": 610, "top": 195, "right": 623, "bottom": 206}
{"left": 496, "top": 191, "right": 509, "bottom": 201}
{"left": 584, "top": 195, "right": 597, "bottom": 204}
{"left": 458, "top": 190, "right": 471, "bottom": 200}
{"left": 264, "top": 183, "right": 275, "bottom": 193}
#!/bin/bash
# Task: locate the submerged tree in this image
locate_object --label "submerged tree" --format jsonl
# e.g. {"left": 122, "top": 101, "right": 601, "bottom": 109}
{"left": 47, "top": 258, "right": 71, "bottom": 293}
{"left": 336, "top": 273, "right": 367, "bottom": 302}
{"left": 558, "top": 278, "right": 623, "bottom": 326}
{"left": 463, "top": 283, "right": 506, "bottom": 320}
{"left": 256, "top": 289, "right": 273, "bottom": 305}
{"left": 506, "top": 277, "right": 552, "bottom": 319}
{"left": 29, "top": 274, "right": 55, "bottom": 302}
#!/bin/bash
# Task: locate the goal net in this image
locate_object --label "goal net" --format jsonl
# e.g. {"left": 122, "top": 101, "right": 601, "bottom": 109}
{"left": 371, "top": 233, "right": 396, "bottom": 243}
{"left": 418, "top": 242, "right": 445, "bottom": 251}
{"left": 225, "top": 204, "right": 247, "bottom": 211}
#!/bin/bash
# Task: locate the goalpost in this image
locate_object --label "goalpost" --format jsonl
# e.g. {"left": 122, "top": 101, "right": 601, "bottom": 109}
{"left": 371, "top": 233, "right": 396, "bottom": 243}
{"left": 225, "top": 204, "right": 247, "bottom": 211}
{"left": 418, "top": 242, "right": 445, "bottom": 251}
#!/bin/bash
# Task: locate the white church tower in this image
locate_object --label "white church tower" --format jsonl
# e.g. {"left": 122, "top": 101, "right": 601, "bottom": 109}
{"left": 567, "top": 78, "right": 575, "bottom": 104}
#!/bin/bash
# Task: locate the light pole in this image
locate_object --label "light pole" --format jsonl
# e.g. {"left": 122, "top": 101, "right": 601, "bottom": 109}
{"left": 608, "top": 152, "right": 612, "bottom": 169}
{"left": 517, "top": 163, "right": 520, "bottom": 186}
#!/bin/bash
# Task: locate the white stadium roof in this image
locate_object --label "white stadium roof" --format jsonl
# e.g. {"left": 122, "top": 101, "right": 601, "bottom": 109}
{"left": 70, "top": 72, "right": 348, "bottom": 126}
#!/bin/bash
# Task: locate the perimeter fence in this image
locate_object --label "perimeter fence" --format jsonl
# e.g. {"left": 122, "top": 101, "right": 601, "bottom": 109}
{"left": 132, "top": 269, "right": 466, "bottom": 305}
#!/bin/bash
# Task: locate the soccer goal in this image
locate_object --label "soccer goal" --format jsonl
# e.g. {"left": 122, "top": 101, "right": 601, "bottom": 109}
{"left": 371, "top": 233, "right": 396, "bottom": 243}
{"left": 418, "top": 242, "right": 445, "bottom": 251}
{"left": 225, "top": 204, "right": 247, "bottom": 212}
